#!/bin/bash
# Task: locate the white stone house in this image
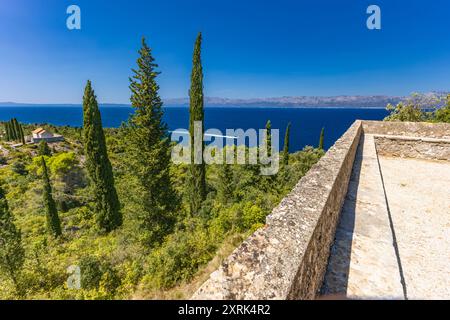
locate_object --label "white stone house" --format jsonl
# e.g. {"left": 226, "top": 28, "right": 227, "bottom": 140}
{"left": 31, "top": 128, "right": 64, "bottom": 143}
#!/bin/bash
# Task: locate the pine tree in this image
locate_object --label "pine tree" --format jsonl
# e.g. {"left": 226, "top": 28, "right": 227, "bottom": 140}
{"left": 282, "top": 122, "right": 291, "bottom": 166}
{"left": 0, "top": 185, "right": 25, "bottom": 295}
{"left": 83, "top": 80, "right": 122, "bottom": 232}
{"left": 127, "top": 37, "right": 177, "bottom": 244}
{"left": 319, "top": 127, "right": 325, "bottom": 150}
{"left": 38, "top": 140, "right": 52, "bottom": 156}
{"left": 188, "top": 32, "right": 206, "bottom": 215}
{"left": 41, "top": 157, "right": 62, "bottom": 237}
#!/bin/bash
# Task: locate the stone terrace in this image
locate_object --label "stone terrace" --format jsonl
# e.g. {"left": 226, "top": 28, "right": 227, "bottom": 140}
{"left": 193, "top": 121, "right": 450, "bottom": 300}
{"left": 322, "top": 134, "right": 450, "bottom": 299}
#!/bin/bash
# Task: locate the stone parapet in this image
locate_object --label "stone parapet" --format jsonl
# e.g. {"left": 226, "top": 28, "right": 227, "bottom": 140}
{"left": 192, "top": 120, "right": 363, "bottom": 299}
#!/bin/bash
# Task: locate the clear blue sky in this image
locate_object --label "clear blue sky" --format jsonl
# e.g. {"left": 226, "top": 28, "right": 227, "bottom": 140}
{"left": 1, "top": 0, "right": 450, "bottom": 103}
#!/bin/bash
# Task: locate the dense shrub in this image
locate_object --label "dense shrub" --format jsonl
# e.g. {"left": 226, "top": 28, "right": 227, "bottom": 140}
{"left": 385, "top": 93, "right": 450, "bottom": 123}
{"left": 11, "top": 161, "right": 27, "bottom": 175}
{"left": 79, "top": 256, "right": 102, "bottom": 290}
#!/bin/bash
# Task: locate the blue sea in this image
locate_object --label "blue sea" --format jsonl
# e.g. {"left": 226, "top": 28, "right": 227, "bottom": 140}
{"left": 0, "top": 105, "right": 388, "bottom": 151}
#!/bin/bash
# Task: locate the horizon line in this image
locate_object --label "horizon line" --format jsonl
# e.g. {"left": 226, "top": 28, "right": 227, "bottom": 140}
{"left": 0, "top": 91, "right": 447, "bottom": 106}
{"left": 0, "top": 94, "right": 411, "bottom": 106}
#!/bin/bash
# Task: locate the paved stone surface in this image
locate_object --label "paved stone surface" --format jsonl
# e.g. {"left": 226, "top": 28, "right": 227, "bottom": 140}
{"left": 379, "top": 156, "right": 450, "bottom": 299}
{"left": 322, "top": 135, "right": 404, "bottom": 299}
{"left": 323, "top": 134, "right": 450, "bottom": 300}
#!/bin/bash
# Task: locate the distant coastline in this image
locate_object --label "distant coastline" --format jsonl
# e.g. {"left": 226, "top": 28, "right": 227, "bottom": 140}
{"left": 1, "top": 92, "right": 447, "bottom": 108}
{"left": 0, "top": 95, "right": 397, "bottom": 109}
{"left": 164, "top": 95, "right": 402, "bottom": 108}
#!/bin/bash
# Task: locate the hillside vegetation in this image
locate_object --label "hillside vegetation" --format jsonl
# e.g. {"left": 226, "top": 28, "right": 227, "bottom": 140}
{"left": 0, "top": 123, "right": 324, "bottom": 299}
{"left": 0, "top": 34, "right": 325, "bottom": 299}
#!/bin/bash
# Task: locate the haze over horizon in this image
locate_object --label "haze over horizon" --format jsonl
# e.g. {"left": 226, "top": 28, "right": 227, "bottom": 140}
{"left": 1, "top": 0, "right": 450, "bottom": 104}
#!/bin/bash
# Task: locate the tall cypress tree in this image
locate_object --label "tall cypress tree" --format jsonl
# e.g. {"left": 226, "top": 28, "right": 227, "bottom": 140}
{"left": 188, "top": 32, "right": 206, "bottom": 215}
{"left": 41, "top": 157, "right": 62, "bottom": 237}
{"left": 11, "top": 119, "right": 18, "bottom": 141}
{"left": 127, "top": 37, "right": 177, "bottom": 245}
{"left": 14, "top": 119, "right": 21, "bottom": 141}
{"left": 4, "top": 122, "right": 10, "bottom": 141}
{"left": 0, "top": 185, "right": 25, "bottom": 295}
{"left": 83, "top": 80, "right": 122, "bottom": 232}
{"left": 265, "top": 120, "right": 272, "bottom": 157}
{"left": 319, "top": 127, "right": 325, "bottom": 150}
{"left": 217, "top": 160, "right": 234, "bottom": 205}
{"left": 19, "top": 124, "right": 25, "bottom": 145}
{"left": 7, "top": 121, "right": 14, "bottom": 141}
{"left": 7, "top": 120, "right": 13, "bottom": 141}
{"left": 217, "top": 149, "right": 236, "bottom": 204}
{"left": 282, "top": 122, "right": 291, "bottom": 166}
{"left": 38, "top": 140, "right": 52, "bottom": 156}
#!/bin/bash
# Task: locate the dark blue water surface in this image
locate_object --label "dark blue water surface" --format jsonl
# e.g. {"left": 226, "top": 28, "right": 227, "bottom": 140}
{"left": 0, "top": 105, "right": 388, "bottom": 151}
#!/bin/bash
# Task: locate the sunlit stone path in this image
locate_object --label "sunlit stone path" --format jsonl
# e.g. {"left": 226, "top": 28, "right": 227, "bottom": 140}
{"left": 322, "top": 134, "right": 450, "bottom": 299}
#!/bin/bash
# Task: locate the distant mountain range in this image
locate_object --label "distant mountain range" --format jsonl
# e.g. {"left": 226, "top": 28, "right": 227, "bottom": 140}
{"left": 1, "top": 92, "right": 448, "bottom": 108}
{"left": 164, "top": 95, "right": 403, "bottom": 108}
{"left": 166, "top": 92, "right": 449, "bottom": 107}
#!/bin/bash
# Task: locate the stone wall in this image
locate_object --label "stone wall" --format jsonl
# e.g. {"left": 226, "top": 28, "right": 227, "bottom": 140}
{"left": 192, "top": 120, "right": 450, "bottom": 300}
{"left": 192, "top": 120, "right": 363, "bottom": 300}
{"left": 362, "top": 120, "right": 450, "bottom": 139}
{"left": 374, "top": 135, "right": 450, "bottom": 161}
{"left": 364, "top": 121, "right": 450, "bottom": 160}
{"left": 32, "top": 135, "right": 64, "bottom": 143}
